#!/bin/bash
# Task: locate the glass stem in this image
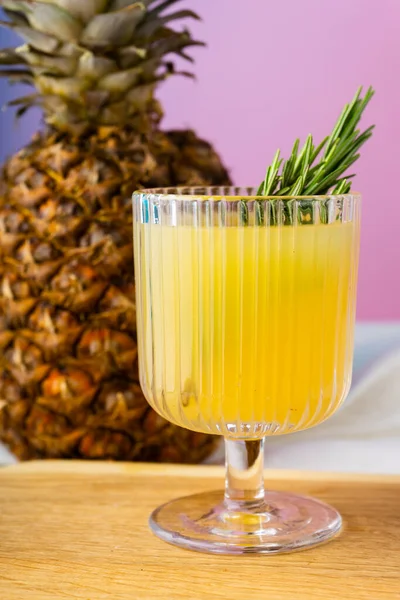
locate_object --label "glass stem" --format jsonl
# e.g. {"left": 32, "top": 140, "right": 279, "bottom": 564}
{"left": 224, "top": 438, "right": 265, "bottom": 510}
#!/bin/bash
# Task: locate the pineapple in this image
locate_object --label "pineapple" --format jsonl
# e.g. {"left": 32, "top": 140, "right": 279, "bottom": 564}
{"left": 0, "top": 0, "right": 230, "bottom": 461}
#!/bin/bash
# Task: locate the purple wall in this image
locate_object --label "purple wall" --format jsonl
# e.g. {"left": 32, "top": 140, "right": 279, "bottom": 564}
{"left": 159, "top": 0, "right": 400, "bottom": 320}
{"left": 1, "top": 0, "right": 399, "bottom": 319}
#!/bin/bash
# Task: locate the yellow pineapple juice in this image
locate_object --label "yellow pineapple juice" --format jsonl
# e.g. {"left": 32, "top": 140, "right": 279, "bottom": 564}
{"left": 135, "top": 217, "right": 359, "bottom": 436}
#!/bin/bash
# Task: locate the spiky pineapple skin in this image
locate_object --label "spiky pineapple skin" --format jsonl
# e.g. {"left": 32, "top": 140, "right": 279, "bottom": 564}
{"left": 0, "top": 126, "right": 230, "bottom": 461}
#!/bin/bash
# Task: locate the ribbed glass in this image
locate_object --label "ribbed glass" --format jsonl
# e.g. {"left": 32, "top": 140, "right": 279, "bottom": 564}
{"left": 133, "top": 186, "right": 361, "bottom": 439}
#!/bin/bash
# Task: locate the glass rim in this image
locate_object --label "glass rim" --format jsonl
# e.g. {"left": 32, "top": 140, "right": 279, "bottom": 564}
{"left": 133, "top": 187, "right": 361, "bottom": 202}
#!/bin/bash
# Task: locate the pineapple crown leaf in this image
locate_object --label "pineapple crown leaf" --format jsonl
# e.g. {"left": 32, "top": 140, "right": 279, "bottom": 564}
{"left": 0, "top": 0, "right": 203, "bottom": 129}
{"left": 257, "top": 86, "right": 375, "bottom": 196}
{"left": 80, "top": 4, "right": 147, "bottom": 47}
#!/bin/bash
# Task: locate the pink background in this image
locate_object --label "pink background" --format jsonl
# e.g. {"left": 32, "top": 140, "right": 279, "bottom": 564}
{"left": 158, "top": 0, "right": 400, "bottom": 320}
{"left": 1, "top": 0, "right": 400, "bottom": 319}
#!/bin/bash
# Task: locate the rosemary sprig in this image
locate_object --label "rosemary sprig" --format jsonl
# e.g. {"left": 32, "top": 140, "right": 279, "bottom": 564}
{"left": 256, "top": 149, "right": 282, "bottom": 195}
{"left": 257, "top": 86, "right": 375, "bottom": 196}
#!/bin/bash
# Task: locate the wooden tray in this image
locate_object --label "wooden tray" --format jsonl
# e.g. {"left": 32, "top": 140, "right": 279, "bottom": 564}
{"left": 0, "top": 461, "right": 399, "bottom": 600}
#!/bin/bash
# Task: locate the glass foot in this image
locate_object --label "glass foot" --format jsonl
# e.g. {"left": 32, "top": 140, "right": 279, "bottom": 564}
{"left": 149, "top": 490, "right": 342, "bottom": 555}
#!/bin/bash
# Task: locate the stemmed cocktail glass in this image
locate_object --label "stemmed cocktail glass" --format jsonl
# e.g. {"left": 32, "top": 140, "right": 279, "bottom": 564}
{"left": 133, "top": 186, "right": 360, "bottom": 554}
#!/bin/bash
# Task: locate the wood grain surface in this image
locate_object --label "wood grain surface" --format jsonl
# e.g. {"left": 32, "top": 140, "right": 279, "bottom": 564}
{"left": 0, "top": 461, "right": 399, "bottom": 600}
